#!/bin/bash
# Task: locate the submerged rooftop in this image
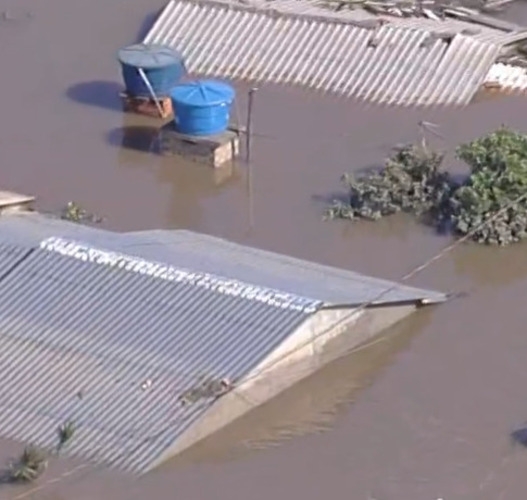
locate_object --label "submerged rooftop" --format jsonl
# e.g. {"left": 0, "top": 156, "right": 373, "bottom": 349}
{"left": 0, "top": 210, "right": 445, "bottom": 474}
{"left": 143, "top": 0, "right": 527, "bottom": 105}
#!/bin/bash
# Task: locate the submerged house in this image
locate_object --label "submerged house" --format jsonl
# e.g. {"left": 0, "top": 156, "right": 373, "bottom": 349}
{"left": 0, "top": 202, "right": 445, "bottom": 474}
{"left": 143, "top": 0, "right": 527, "bottom": 106}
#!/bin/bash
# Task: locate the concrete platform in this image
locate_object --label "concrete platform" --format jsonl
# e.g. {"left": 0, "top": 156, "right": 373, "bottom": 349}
{"left": 0, "top": 190, "right": 35, "bottom": 214}
{"left": 120, "top": 92, "right": 173, "bottom": 119}
{"left": 158, "top": 123, "right": 240, "bottom": 168}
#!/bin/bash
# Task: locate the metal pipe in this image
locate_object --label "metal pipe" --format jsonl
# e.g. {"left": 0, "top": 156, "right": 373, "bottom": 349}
{"left": 138, "top": 68, "right": 165, "bottom": 119}
{"left": 246, "top": 87, "right": 258, "bottom": 163}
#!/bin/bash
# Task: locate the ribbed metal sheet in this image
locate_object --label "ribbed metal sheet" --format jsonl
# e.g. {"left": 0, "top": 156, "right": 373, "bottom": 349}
{"left": 0, "top": 241, "right": 313, "bottom": 473}
{"left": 143, "top": 0, "right": 502, "bottom": 106}
{"left": 114, "top": 230, "right": 447, "bottom": 305}
{"left": 484, "top": 62, "right": 527, "bottom": 93}
{"left": 386, "top": 16, "right": 512, "bottom": 43}
{"left": 0, "top": 214, "right": 446, "bottom": 305}
{"left": 0, "top": 215, "right": 445, "bottom": 473}
{"left": 0, "top": 243, "right": 33, "bottom": 278}
{"left": 0, "top": 212, "right": 123, "bottom": 248}
{"left": 0, "top": 213, "right": 445, "bottom": 306}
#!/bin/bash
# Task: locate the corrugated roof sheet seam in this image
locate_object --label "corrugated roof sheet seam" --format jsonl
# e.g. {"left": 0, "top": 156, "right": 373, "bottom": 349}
{"left": 144, "top": 0, "right": 505, "bottom": 106}
{"left": 485, "top": 62, "right": 527, "bottom": 92}
{"left": 40, "top": 236, "right": 322, "bottom": 313}
{"left": 0, "top": 244, "right": 34, "bottom": 282}
{"left": 0, "top": 244, "right": 311, "bottom": 473}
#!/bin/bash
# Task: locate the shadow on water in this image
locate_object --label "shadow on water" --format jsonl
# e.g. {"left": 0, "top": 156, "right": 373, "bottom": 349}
{"left": 511, "top": 427, "right": 527, "bottom": 447}
{"left": 107, "top": 125, "right": 160, "bottom": 154}
{"left": 66, "top": 81, "right": 123, "bottom": 112}
{"left": 153, "top": 309, "right": 434, "bottom": 469}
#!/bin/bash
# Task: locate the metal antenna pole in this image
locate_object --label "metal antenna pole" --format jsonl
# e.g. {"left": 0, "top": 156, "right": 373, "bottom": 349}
{"left": 246, "top": 87, "right": 258, "bottom": 163}
{"left": 245, "top": 87, "right": 258, "bottom": 231}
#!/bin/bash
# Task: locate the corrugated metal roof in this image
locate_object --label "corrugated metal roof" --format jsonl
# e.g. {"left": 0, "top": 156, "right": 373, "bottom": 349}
{"left": 385, "top": 17, "right": 510, "bottom": 43}
{"left": 0, "top": 213, "right": 445, "bottom": 473}
{"left": 0, "top": 212, "right": 121, "bottom": 248}
{"left": 484, "top": 62, "right": 527, "bottom": 93}
{"left": 0, "top": 240, "right": 312, "bottom": 473}
{"left": 111, "top": 229, "right": 446, "bottom": 305}
{"left": 0, "top": 213, "right": 446, "bottom": 305}
{"left": 0, "top": 243, "right": 33, "bottom": 279}
{"left": 143, "top": 0, "right": 503, "bottom": 106}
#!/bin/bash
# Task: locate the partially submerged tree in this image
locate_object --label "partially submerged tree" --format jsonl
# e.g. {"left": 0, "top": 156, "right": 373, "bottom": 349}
{"left": 326, "top": 127, "right": 527, "bottom": 246}
{"left": 325, "top": 144, "right": 452, "bottom": 224}
{"left": 451, "top": 127, "right": 527, "bottom": 245}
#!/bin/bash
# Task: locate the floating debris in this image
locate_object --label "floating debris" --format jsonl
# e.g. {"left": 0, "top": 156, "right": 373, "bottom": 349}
{"left": 60, "top": 201, "right": 104, "bottom": 224}
{"left": 178, "top": 375, "right": 233, "bottom": 406}
{"left": 326, "top": 127, "right": 527, "bottom": 245}
{"left": 317, "top": 0, "right": 518, "bottom": 17}
{"left": 7, "top": 445, "right": 48, "bottom": 483}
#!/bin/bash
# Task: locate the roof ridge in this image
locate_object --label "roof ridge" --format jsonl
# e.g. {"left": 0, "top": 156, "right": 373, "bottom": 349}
{"left": 39, "top": 236, "right": 322, "bottom": 314}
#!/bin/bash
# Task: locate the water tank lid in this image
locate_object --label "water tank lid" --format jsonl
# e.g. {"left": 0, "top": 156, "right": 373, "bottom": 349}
{"left": 171, "top": 80, "right": 235, "bottom": 107}
{"left": 117, "top": 44, "right": 183, "bottom": 69}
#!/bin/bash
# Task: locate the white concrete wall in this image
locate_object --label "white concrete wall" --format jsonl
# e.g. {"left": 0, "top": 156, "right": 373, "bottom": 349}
{"left": 151, "top": 303, "right": 417, "bottom": 470}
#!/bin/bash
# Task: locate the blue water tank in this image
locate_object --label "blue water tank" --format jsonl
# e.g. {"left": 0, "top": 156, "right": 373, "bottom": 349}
{"left": 117, "top": 44, "right": 185, "bottom": 98}
{"left": 170, "top": 80, "right": 235, "bottom": 136}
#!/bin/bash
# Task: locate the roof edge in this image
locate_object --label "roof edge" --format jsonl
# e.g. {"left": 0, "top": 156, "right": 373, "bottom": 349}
{"left": 39, "top": 236, "right": 322, "bottom": 314}
{"left": 320, "top": 294, "right": 447, "bottom": 311}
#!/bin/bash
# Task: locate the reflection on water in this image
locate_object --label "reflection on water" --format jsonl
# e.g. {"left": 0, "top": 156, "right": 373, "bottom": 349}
{"left": 167, "top": 310, "right": 433, "bottom": 466}
{"left": 113, "top": 114, "right": 240, "bottom": 228}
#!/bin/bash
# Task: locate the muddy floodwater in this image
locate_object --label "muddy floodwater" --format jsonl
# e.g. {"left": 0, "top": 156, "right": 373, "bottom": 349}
{"left": 3, "top": 0, "right": 527, "bottom": 498}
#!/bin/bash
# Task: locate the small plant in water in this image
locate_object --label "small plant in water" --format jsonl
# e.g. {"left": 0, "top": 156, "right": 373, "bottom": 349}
{"left": 8, "top": 445, "right": 48, "bottom": 483}
{"left": 60, "top": 201, "right": 103, "bottom": 224}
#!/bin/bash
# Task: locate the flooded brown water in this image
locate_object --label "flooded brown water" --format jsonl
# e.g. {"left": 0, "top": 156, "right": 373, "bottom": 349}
{"left": 3, "top": 0, "right": 527, "bottom": 498}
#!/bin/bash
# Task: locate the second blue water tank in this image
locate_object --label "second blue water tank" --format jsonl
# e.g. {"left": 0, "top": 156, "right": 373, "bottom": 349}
{"left": 170, "top": 80, "right": 235, "bottom": 136}
{"left": 118, "top": 44, "right": 186, "bottom": 98}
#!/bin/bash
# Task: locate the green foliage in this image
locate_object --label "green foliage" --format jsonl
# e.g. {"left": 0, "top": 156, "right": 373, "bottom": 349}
{"left": 60, "top": 201, "right": 103, "bottom": 224}
{"left": 325, "top": 144, "right": 454, "bottom": 225}
{"left": 451, "top": 127, "right": 527, "bottom": 244}
{"left": 57, "top": 420, "right": 75, "bottom": 454}
{"left": 8, "top": 445, "right": 48, "bottom": 483}
{"left": 4, "top": 418, "right": 76, "bottom": 484}
{"left": 326, "top": 127, "right": 527, "bottom": 246}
